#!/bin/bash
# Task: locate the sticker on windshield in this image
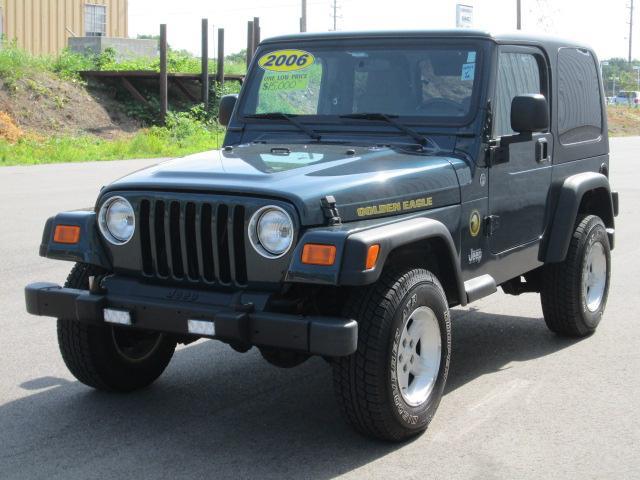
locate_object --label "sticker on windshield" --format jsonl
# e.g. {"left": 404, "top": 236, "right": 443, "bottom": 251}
{"left": 258, "top": 49, "right": 315, "bottom": 72}
{"left": 261, "top": 71, "right": 310, "bottom": 92}
{"left": 461, "top": 62, "right": 475, "bottom": 81}
{"left": 467, "top": 51, "right": 476, "bottom": 63}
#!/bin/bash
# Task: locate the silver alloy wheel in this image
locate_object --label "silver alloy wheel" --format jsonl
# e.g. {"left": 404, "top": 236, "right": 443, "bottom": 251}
{"left": 583, "top": 240, "right": 608, "bottom": 312}
{"left": 395, "top": 306, "right": 442, "bottom": 407}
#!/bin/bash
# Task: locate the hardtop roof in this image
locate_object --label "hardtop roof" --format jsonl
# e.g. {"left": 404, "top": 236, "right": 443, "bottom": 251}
{"left": 260, "top": 29, "right": 594, "bottom": 55}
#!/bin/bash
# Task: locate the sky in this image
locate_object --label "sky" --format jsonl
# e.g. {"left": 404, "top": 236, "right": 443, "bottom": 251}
{"left": 128, "top": 0, "right": 635, "bottom": 61}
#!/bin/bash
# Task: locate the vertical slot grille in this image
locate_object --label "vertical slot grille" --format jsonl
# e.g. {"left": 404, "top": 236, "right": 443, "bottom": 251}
{"left": 185, "top": 202, "right": 198, "bottom": 280}
{"left": 217, "top": 204, "right": 231, "bottom": 284}
{"left": 200, "top": 203, "right": 215, "bottom": 282}
{"left": 140, "top": 200, "right": 152, "bottom": 274}
{"left": 154, "top": 201, "right": 169, "bottom": 277}
{"left": 138, "top": 198, "right": 248, "bottom": 286}
{"left": 233, "top": 205, "right": 247, "bottom": 284}
{"left": 169, "top": 201, "right": 184, "bottom": 278}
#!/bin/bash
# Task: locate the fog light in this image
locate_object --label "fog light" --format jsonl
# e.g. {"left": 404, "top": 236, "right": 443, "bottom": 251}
{"left": 188, "top": 319, "right": 216, "bottom": 336}
{"left": 104, "top": 308, "right": 132, "bottom": 325}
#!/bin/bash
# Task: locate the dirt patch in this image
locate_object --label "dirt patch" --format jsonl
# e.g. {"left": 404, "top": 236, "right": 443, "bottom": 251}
{"left": 0, "top": 111, "right": 25, "bottom": 142}
{"left": 607, "top": 106, "right": 640, "bottom": 137}
{"left": 0, "top": 72, "right": 140, "bottom": 139}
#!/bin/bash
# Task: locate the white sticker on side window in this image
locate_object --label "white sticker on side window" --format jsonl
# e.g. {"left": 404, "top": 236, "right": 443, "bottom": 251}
{"left": 467, "top": 51, "right": 476, "bottom": 63}
{"left": 461, "top": 62, "right": 475, "bottom": 81}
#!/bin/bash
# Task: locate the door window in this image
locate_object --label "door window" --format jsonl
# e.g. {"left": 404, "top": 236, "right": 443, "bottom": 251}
{"left": 494, "top": 52, "right": 543, "bottom": 137}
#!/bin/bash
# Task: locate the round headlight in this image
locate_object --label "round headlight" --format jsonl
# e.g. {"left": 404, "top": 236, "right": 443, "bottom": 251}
{"left": 99, "top": 196, "right": 135, "bottom": 245}
{"left": 249, "top": 206, "right": 294, "bottom": 258}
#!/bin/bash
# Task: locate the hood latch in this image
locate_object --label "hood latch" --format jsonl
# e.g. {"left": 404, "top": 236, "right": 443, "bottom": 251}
{"left": 321, "top": 195, "right": 342, "bottom": 226}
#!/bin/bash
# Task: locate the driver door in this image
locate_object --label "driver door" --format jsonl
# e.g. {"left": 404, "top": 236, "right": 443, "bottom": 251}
{"left": 488, "top": 46, "right": 553, "bottom": 254}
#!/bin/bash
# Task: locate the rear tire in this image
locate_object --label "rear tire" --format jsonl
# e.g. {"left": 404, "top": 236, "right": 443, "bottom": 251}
{"left": 332, "top": 267, "right": 451, "bottom": 441}
{"left": 57, "top": 263, "right": 176, "bottom": 392}
{"left": 540, "top": 215, "right": 611, "bottom": 337}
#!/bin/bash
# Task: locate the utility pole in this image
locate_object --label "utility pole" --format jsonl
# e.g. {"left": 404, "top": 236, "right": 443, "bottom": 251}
{"left": 201, "top": 18, "right": 209, "bottom": 109}
{"left": 217, "top": 28, "right": 225, "bottom": 92}
{"left": 300, "top": 0, "right": 307, "bottom": 32}
{"left": 331, "top": 0, "right": 339, "bottom": 31}
{"left": 517, "top": 0, "right": 522, "bottom": 30}
{"left": 629, "top": 0, "right": 634, "bottom": 63}
{"left": 253, "top": 17, "right": 261, "bottom": 48}
{"left": 160, "top": 24, "right": 168, "bottom": 123}
{"left": 246, "top": 20, "right": 254, "bottom": 69}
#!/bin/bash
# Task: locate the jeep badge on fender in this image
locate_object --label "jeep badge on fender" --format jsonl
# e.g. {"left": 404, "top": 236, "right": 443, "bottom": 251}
{"left": 25, "top": 30, "right": 618, "bottom": 442}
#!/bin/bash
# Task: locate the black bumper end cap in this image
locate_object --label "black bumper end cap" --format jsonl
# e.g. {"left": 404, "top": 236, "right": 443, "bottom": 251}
{"left": 309, "top": 317, "right": 358, "bottom": 357}
{"left": 25, "top": 282, "right": 64, "bottom": 316}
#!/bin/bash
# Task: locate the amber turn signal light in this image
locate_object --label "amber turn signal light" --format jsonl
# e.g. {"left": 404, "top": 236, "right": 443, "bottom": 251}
{"left": 301, "top": 244, "right": 336, "bottom": 266}
{"left": 53, "top": 225, "right": 81, "bottom": 244}
{"left": 366, "top": 244, "right": 380, "bottom": 270}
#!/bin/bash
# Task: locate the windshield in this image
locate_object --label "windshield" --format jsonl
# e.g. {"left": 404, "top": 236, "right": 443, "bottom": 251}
{"left": 241, "top": 41, "right": 481, "bottom": 121}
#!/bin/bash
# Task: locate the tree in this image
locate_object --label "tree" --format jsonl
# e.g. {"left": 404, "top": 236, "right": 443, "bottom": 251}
{"left": 225, "top": 49, "right": 246, "bottom": 64}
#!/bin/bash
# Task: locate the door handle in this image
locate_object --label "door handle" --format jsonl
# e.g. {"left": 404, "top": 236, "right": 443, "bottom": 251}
{"left": 536, "top": 138, "right": 550, "bottom": 163}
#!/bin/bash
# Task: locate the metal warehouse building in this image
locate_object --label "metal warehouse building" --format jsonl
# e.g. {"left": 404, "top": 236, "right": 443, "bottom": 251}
{"left": 0, "top": 0, "right": 128, "bottom": 55}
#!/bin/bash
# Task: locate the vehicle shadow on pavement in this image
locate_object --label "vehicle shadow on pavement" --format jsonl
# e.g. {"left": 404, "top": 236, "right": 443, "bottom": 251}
{"left": 0, "top": 308, "right": 580, "bottom": 480}
{"left": 446, "top": 307, "right": 581, "bottom": 393}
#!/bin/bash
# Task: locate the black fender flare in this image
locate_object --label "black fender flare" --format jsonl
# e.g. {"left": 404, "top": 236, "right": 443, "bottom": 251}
{"left": 341, "top": 217, "right": 466, "bottom": 305}
{"left": 39, "top": 211, "right": 112, "bottom": 269}
{"left": 286, "top": 217, "right": 465, "bottom": 306}
{"left": 543, "top": 172, "right": 615, "bottom": 263}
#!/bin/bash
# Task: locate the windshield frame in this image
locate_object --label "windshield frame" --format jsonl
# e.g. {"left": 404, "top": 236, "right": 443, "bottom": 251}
{"left": 237, "top": 38, "right": 488, "bottom": 128}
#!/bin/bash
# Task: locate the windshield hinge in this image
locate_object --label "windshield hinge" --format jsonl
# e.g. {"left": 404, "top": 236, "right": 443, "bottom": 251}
{"left": 482, "top": 100, "right": 493, "bottom": 142}
{"left": 321, "top": 195, "right": 342, "bottom": 226}
{"left": 487, "top": 143, "right": 508, "bottom": 167}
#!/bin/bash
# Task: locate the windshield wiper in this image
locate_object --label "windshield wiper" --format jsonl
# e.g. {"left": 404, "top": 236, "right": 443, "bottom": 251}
{"left": 244, "top": 112, "right": 321, "bottom": 141}
{"left": 339, "top": 113, "right": 434, "bottom": 149}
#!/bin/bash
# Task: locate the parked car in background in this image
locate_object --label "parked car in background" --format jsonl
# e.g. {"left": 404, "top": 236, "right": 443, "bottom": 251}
{"left": 613, "top": 91, "right": 640, "bottom": 106}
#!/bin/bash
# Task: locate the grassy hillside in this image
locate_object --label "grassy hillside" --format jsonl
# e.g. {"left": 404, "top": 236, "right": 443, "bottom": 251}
{"left": 0, "top": 41, "right": 242, "bottom": 166}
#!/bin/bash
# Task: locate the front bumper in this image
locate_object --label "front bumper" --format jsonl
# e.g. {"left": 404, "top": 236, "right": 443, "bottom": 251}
{"left": 24, "top": 277, "right": 357, "bottom": 357}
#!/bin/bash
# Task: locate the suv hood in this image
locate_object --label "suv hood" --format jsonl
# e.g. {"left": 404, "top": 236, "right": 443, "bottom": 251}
{"left": 103, "top": 143, "right": 466, "bottom": 225}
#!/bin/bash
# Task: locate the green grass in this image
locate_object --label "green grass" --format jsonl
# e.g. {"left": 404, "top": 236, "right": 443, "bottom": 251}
{"left": 0, "top": 112, "right": 225, "bottom": 166}
{"left": 94, "top": 48, "right": 246, "bottom": 75}
{"left": 0, "top": 40, "right": 246, "bottom": 83}
{"left": 0, "top": 42, "right": 237, "bottom": 166}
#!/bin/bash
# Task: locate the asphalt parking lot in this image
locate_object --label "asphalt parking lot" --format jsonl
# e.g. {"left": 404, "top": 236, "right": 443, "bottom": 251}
{"left": 1, "top": 138, "right": 638, "bottom": 479}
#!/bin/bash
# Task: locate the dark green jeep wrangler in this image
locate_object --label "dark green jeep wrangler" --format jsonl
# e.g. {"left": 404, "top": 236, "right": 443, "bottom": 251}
{"left": 25, "top": 30, "right": 619, "bottom": 441}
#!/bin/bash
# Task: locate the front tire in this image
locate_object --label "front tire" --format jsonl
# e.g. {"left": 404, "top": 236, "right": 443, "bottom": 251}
{"left": 57, "top": 263, "right": 177, "bottom": 392}
{"left": 332, "top": 267, "right": 451, "bottom": 441}
{"left": 540, "top": 215, "right": 611, "bottom": 337}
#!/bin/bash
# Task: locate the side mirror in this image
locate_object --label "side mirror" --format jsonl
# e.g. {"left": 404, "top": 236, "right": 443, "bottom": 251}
{"left": 218, "top": 94, "right": 238, "bottom": 127}
{"left": 511, "top": 94, "right": 549, "bottom": 133}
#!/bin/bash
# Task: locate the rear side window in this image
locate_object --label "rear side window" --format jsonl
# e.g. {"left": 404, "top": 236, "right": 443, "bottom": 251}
{"left": 558, "top": 48, "right": 602, "bottom": 144}
{"left": 494, "top": 52, "right": 542, "bottom": 137}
